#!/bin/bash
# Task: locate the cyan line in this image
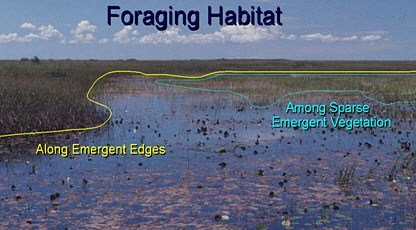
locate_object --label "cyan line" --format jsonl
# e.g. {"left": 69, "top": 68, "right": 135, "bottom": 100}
{"left": 155, "top": 73, "right": 416, "bottom": 109}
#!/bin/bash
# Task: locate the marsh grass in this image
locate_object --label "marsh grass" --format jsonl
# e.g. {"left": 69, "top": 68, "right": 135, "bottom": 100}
{"left": 173, "top": 74, "right": 416, "bottom": 106}
{"left": 336, "top": 166, "right": 356, "bottom": 194}
{"left": 0, "top": 63, "right": 105, "bottom": 137}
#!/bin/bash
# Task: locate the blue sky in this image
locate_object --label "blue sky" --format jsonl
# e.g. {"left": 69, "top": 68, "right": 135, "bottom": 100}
{"left": 0, "top": 0, "right": 415, "bottom": 60}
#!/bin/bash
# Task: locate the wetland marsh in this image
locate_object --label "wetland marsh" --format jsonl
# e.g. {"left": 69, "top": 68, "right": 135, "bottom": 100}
{"left": 1, "top": 60, "right": 416, "bottom": 229}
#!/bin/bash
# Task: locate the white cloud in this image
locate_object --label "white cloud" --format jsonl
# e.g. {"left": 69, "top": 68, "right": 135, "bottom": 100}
{"left": 138, "top": 28, "right": 185, "bottom": 44}
{"left": 300, "top": 33, "right": 357, "bottom": 42}
{"left": 70, "top": 33, "right": 95, "bottom": 44}
{"left": 20, "top": 23, "right": 36, "bottom": 30}
{"left": 113, "top": 27, "right": 388, "bottom": 45}
{"left": 25, "top": 33, "right": 40, "bottom": 40}
{"left": 0, "top": 33, "right": 19, "bottom": 43}
{"left": 38, "top": 25, "right": 64, "bottom": 40}
{"left": 281, "top": 34, "right": 297, "bottom": 40}
{"left": 0, "top": 33, "right": 40, "bottom": 43}
{"left": 98, "top": 38, "right": 109, "bottom": 44}
{"left": 361, "top": 35, "right": 382, "bottom": 41}
{"left": 69, "top": 20, "right": 97, "bottom": 44}
{"left": 71, "top": 20, "right": 96, "bottom": 34}
{"left": 113, "top": 26, "right": 140, "bottom": 44}
{"left": 0, "top": 21, "right": 389, "bottom": 46}
{"left": 0, "top": 25, "right": 63, "bottom": 43}
{"left": 138, "top": 26, "right": 291, "bottom": 45}
{"left": 210, "top": 26, "right": 279, "bottom": 43}
{"left": 300, "top": 32, "right": 383, "bottom": 43}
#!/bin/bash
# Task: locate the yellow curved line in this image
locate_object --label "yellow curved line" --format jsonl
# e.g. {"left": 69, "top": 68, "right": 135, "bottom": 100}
{"left": 1, "top": 70, "right": 415, "bottom": 138}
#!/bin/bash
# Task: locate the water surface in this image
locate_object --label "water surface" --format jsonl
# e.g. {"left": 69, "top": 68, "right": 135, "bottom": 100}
{"left": 1, "top": 77, "right": 416, "bottom": 229}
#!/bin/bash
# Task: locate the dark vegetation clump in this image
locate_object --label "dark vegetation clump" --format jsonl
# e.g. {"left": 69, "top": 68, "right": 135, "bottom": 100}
{"left": 31, "top": 56, "right": 41, "bottom": 64}
{"left": 20, "top": 56, "right": 40, "bottom": 64}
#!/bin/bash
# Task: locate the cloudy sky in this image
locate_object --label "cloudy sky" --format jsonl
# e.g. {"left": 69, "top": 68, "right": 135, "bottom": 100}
{"left": 1, "top": 0, "right": 415, "bottom": 60}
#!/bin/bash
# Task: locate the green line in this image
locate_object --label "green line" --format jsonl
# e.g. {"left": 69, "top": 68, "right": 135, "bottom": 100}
{"left": 155, "top": 73, "right": 416, "bottom": 109}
